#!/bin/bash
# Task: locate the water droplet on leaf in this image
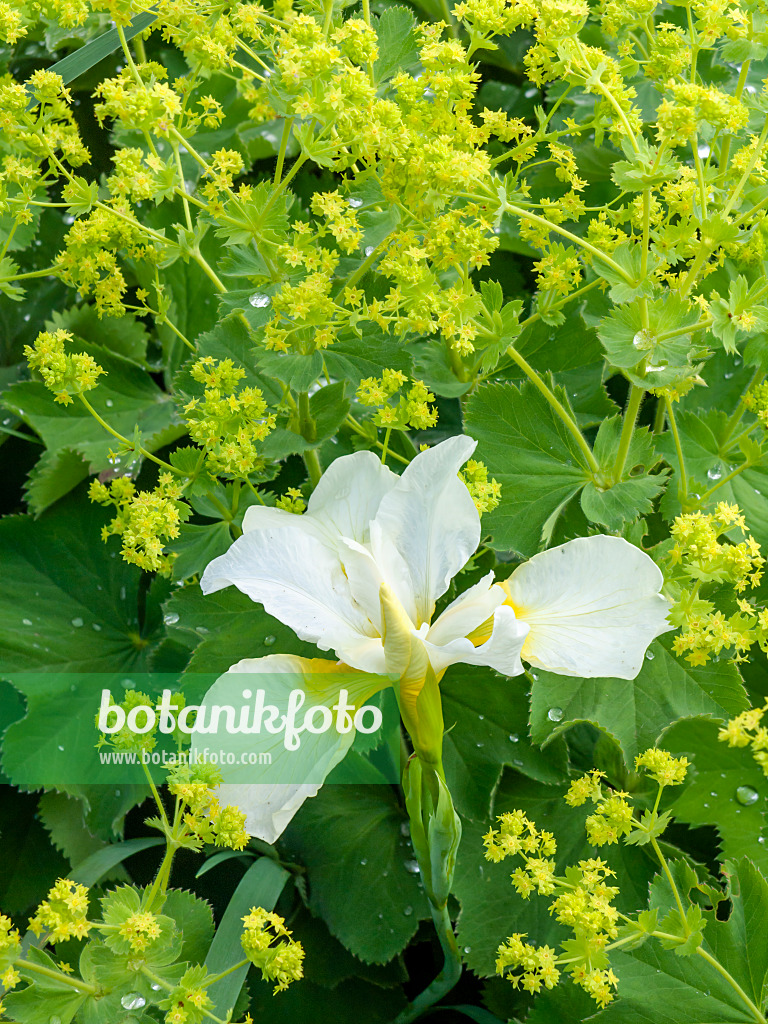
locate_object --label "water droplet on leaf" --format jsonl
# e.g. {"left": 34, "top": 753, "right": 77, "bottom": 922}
{"left": 548, "top": 707, "right": 564, "bottom": 722}
{"left": 707, "top": 465, "right": 722, "bottom": 481}
{"left": 736, "top": 785, "right": 759, "bottom": 806}
{"left": 404, "top": 859, "right": 420, "bottom": 874}
{"left": 403, "top": 905, "right": 413, "bottom": 916}
{"left": 264, "top": 634, "right": 276, "bottom": 646}
{"left": 121, "top": 994, "right": 146, "bottom": 1010}
{"left": 348, "top": 197, "right": 363, "bottom": 208}
{"left": 509, "top": 733, "right": 519, "bottom": 743}
{"left": 645, "top": 649, "right": 655, "bottom": 660}
{"left": 164, "top": 612, "right": 180, "bottom": 626}
{"left": 249, "top": 293, "right": 270, "bottom": 307}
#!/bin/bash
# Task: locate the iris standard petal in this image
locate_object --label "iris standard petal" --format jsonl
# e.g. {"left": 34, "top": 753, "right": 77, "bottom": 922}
{"left": 371, "top": 435, "right": 481, "bottom": 625}
{"left": 306, "top": 448, "right": 399, "bottom": 544}
{"left": 503, "top": 535, "right": 671, "bottom": 680}
{"left": 200, "top": 522, "right": 380, "bottom": 666}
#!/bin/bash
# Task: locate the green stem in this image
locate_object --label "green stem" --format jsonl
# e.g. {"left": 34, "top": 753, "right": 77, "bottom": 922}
{"left": 698, "top": 460, "right": 754, "bottom": 503}
{"left": 666, "top": 398, "right": 688, "bottom": 501}
{"left": 144, "top": 841, "right": 177, "bottom": 913}
{"left": 653, "top": 396, "right": 666, "bottom": 434}
{"left": 612, "top": 385, "right": 643, "bottom": 483}
{"left": 204, "top": 959, "right": 250, "bottom": 985}
{"left": 723, "top": 116, "right": 768, "bottom": 218}
{"left": 172, "top": 142, "right": 194, "bottom": 232}
{"left": 694, "top": 947, "right": 767, "bottom": 1024}
{"left": 718, "top": 59, "right": 752, "bottom": 187}
{"left": 504, "top": 345, "right": 600, "bottom": 475}
{"left": 649, "top": 835, "right": 688, "bottom": 930}
{"left": 273, "top": 117, "right": 294, "bottom": 186}
{"left": 380, "top": 425, "right": 393, "bottom": 465}
{"left": 298, "top": 391, "right": 322, "bottom": 487}
{"left": 78, "top": 395, "right": 182, "bottom": 475}
{"left": 0, "top": 215, "right": 20, "bottom": 262}
{"left": 721, "top": 368, "right": 766, "bottom": 444}
{"left": 392, "top": 903, "right": 462, "bottom": 1024}
{"left": 191, "top": 248, "right": 226, "bottom": 292}
{"left": 20, "top": 961, "right": 98, "bottom": 995}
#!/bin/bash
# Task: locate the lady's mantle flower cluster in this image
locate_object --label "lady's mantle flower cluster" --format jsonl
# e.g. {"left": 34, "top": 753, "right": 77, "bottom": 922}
{"left": 28, "top": 879, "right": 91, "bottom": 943}
{"left": 241, "top": 907, "right": 304, "bottom": 994}
{"left": 183, "top": 356, "right": 275, "bottom": 477}
{"left": 356, "top": 369, "right": 438, "bottom": 431}
{"left": 719, "top": 702, "right": 768, "bottom": 778}
{"left": 168, "top": 762, "right": 250, "bottom": 851}
{"left": 89, "top": 473, "right": 189, "bottom": 577}
{"left": 484, "top": 810, "right": 620, "bottom": 1007}
{"left": 24, "top": 329, "right": 105, "bottom": 406}
{"left": 487, "top": 749, "right": 689, "bottom": 1008}
{"left": 667, "top": 503, "right": 767, "bottom": 665}
{"left": 0, "top": 913, "right": 21, "bottom": 1015}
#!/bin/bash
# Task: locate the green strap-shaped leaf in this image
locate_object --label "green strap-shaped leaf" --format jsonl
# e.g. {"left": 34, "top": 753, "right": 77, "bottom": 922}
{"left": 69, "top": 836, "right": 165, "bottom": 886}
{"left": 204, "top": 856, "right": 290, "bottom": 1017}
{"left": 47, "top": 10, "right": 157, "bottom": 87}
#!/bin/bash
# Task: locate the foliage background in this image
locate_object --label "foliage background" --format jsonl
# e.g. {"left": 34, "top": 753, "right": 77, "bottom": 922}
{"left": 1, "top": 0, "right": 768, "bottom": 1021}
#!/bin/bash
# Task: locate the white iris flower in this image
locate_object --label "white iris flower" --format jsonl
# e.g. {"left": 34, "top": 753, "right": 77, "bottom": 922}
{"left": 198, "top": 436, "right": 670, "bottom": 841}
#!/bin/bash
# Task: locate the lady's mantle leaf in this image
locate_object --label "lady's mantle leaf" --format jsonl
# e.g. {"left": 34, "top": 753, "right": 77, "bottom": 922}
{"left": 529, "top": 636, "right": 748, "bottom": 763}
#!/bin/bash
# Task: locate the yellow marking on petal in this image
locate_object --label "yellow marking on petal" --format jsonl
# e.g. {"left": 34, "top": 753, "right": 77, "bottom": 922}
{"left": 497, "top": 581, "right": 534, "bottom": 657}
{"left": 466, "top": 614, "right": 495, "bottom": 647}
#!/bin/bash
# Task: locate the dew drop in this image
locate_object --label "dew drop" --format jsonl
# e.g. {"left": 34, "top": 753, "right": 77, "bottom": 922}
{"left": 403, "top": 905, "right": 414, "bottom": 916}
{"left": 58, "top": 745, "right": 64, "bottom": 752}
{"left": 759, "top": 836, "right": 766, "bottom": 844}
{"left": 513, "top": 758, "right": 524, "bottom": 767}
{"left": 360, "top": 858, "right": 368, "bottom": 866}
{"left": 105, "top": 398, "right": 114, "bottom": 408}
{"left": 92, "top": 622, "right": 102, "bottom": 631}
{"left": 22, "top": 618, "right": 32, "bottom": 626}
{"left": 348, "top": 197, "right": 363, "bottom": 208}
{"left": 463, "top": 946, "right": 472, "bottom": 954}
{"left": 404, "top": 859, "right": 420, "bottom": 874}
{"left": 476, "top": 741, "right": 484, "bottom": 748}
{"left": 249, "top": 293, "right": 270, "bottom": 308}
{"left": 632, "top": 329, "right": 653, "bottom": 350}
{"left": 707, "top": 465, "right": 723, "bottom": 482}
{"left": 119, "top": 586, "right": 126, "bottom": 601}
{"left": 121, "top": 994, "right": 146, "bottom": 1010}
{"left": 724, "top": 371, "right": 734, "bottom": 380}
{"left": 364, "top": 245, "right": 375, "bottom": 257}
{"left": 263, "top": 634, "right": 276, "bottom": 646}
{"left": 164, "top": 612, "right": 180, "bottom": 626}
{"left": 548, "top": 707, "right": 564, "bottom": 722}
{"left": 645, "top": 649, "right": 655, "bottom": 661}
{"left": 50, "top": 1017, "right": 62, "bottom": 1024}
{"left": 509, "top": 733, "right": 519, "bottom": 743}
{"left": 736, "top": 785, "right": 759, "bottom": 806}
{"left": 150, "top": 983, "right": 162, "bottom": 991}
{"left": 478, "top": 714, "right": 484, "bottom": 720}
{"left": 120, "top": 678, "right": 135, "bottom": 689}
{"left": 400, "top": 821, "right": 410, "bottom": 837}
{"left": 697, "top": 144, "right": 710, "bottom": 158}
{"left": 196, "top": 625, "right": 209, "bottom": 635}
{"left": 377, "top": 912, "right": 383, "bottom": 919}
{"left": 524, "top": 86, "right": 538, "bottom": 98}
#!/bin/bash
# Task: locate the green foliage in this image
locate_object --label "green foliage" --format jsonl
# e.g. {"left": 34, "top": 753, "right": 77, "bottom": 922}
{"left": 4, "top": 0, "right": 768, "bottom": 1021}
